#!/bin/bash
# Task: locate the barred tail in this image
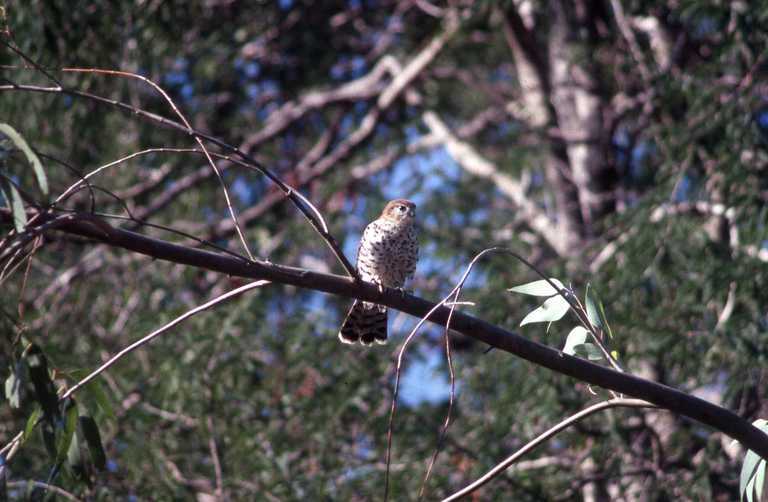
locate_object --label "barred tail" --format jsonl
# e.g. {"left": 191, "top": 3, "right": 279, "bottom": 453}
{"left": 338, "top": 301, "right": 388, "bottom": 345}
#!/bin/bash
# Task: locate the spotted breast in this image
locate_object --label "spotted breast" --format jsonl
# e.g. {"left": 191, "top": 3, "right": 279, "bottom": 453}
{"left": 338, "top": 199, "right": 418, "bottom": 345}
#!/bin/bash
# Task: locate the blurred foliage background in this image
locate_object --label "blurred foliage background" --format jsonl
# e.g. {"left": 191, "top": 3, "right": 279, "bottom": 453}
{"left": 2, "top": 0, "right": 768, "bottom": 500}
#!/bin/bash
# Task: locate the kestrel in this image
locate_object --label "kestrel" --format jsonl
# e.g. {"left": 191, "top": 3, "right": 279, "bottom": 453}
{"left": 339, "top": 199, "right": 418, "bottom": 345}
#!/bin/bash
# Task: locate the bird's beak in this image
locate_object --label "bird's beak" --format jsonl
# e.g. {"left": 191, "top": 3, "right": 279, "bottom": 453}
{"left": 408, "top": 208, "right": 415, "bottom": 217}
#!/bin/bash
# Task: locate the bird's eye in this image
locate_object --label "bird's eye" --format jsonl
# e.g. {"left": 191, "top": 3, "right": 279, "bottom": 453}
{"left": 397, "top": 205, "right": 406, "bottom": 212}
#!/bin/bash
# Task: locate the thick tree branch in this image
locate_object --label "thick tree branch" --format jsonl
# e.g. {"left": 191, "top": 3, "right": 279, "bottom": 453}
{"left": 6, "top": 207, "right": 768, "bottom": 460}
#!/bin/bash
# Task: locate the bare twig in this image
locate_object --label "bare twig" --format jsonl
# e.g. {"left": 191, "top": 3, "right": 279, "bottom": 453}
{"left": 207, "top": 415, "right": 224, "bottom": 500}
{"left": 442, "top": 398, "right": 655, "bottom": 501}
{"left": 384, "top": 248, "right": 498, "bottom": 500}
{"left": 6, "top": 480, "right": 83, "bottom": 502}
{"left": 63, "top": 280, "right": 269, "bottom": 398}
{"left": 62, "top": 68, "right": 254, "bottom": 261}
{"left": 0, "top": 80, "right": 356, "bottom": 277}
{"left": 418, "top": 274, "right": 461, "bottom": 499}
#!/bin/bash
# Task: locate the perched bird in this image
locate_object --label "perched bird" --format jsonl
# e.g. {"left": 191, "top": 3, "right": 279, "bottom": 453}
{"left": 339, "top": 199, "right": 418, "bottom": 345}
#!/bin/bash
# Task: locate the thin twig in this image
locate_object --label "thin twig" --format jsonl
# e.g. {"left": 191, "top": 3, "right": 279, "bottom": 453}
{"left": 6, "top": 480, "right": 83, "bottom": 502}
{"left": 418, "top": 282, "right": 460, "bottom": 499}
{"left": 442, "top": 398, "right": 655, "bottom": 501}
{"left": 61, "top": 67, "right": 255, "bottom": 262}
{"left": 0, "top": 80, "right": 357, "bottom": 277}
{"left": 1, "top": 39, "right": 62, "bottom": 86}
{"left": 63, "top": 280, "right": 269, "bottom": 398}
{"left": 207, "top": 415, "right": 224, "bottom": 500}
{"left": 384, "top": 248, "right": 503, "bottom": 501}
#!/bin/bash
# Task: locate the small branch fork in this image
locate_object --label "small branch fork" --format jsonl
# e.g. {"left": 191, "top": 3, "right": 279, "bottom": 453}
{"left": 0, "top": 48, "right": 358, "bottom": 278}
{"left": 384, "top": 248, "right": 501, "bottom": 500}
{"left": 387, "top": 246, "right": 624, "bottom": 499}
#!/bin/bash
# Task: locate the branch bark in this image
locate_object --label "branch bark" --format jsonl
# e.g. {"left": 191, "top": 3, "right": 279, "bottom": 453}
{"left": 7, "top": 207, "right": 768, "bottom": 461}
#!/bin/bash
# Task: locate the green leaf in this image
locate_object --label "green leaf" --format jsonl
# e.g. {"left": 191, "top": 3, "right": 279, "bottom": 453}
{"left": 508, "top": 278, "right": 565, "bottom": 296}
{"left": 0, "top": 178, "right": 26, "bottom": 232}
{"left": 67, "top": 427, "right": 83, "bottom": 475}
{"left": 598, "top": 298, "right": 614, "bottom": 339}
{"left": 520, "top": 294, "right": 570, "bottom": 326}
{"left": 56, "top": 400, "right": 79, "bottom": 464}
{"left": 563, "top": 326, "right": 589, "bottom": 355}
{"left": 41, "top": 422, "right": 56, "bottom": 459}
{"left": 740, "top": 419, "right": 768, "bottom": 502}
{"left": 79, "top": 415, "right": 107, "bottom": 471}
{"left": 84, "top": 380, "right": 116, "bottom": 422}
{"left": 4, "top": 370, "right": 21, "bottom": 408}
{"left": 754, "top": 419, "right": 768, "bottom": 433}
{"left": 0, "top": 123, "right": 48, "bottom": 196}
{"left": 585, "top": 285, "right": 602, "bottom": 330}
{"left": 573, "top": 343, "right": 603, "bottom": 361}
{"left": 25, "top": 345, "right": 59, "bottom": 422}
{"left": 741, "top": 449, "right": 764, "bottom": 502}
{"left": 22, "top": 406, "right": 42, "bottom": 443}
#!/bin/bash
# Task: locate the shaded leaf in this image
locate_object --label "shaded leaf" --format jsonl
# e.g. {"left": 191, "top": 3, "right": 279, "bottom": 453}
{"left": 4, "top": 370, "right": 21, "bottom": 409}
{"left": 67, "top": 427, "right": 84, "bottom": 479}
{"left": 22, "top": 406, "right": 42, "bottom": 443}
{"left": 84, "top": 380, "right": 116, "bottom": 422}
{"left": 585, "top": 285, "right": 602, "bottom": 329}
{"left": 597, "top": 298, "right": 614, "bottom": 339}
{"left": 80, "top": 415, "right": 107, "bottom": 471}
{"left": 56, "top": 400, "right": 78, "bottom": 464}
{"left": 520, "top": 294, "right": 570, "bottom": 326}
{"left": 0, "top": 123, "right": 48, "bottom": 196}
{"left": 0, "top": 178, "right": 26, "bottom": 232}
{"left": 25, "top": 345, "right": 59, "bottom": 422}
{"left": 41, "top": 421, "right": 56, "bottom": 459}
{"left": 509, "top": 278, "right": 565, "bottom": 296}
{"left": 563, "top": 327, "right": 589, "bottom": 355}
{"left": 573, "top": 343, "right": 603, "bottom": 361}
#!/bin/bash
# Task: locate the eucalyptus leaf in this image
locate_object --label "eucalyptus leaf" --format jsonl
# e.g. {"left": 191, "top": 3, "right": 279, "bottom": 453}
{"left": 598, "top": 299, "right": 614, "bottom": 339}
{"left": 85, "top": 380, "right": 116, "bottom": 422}
{"left": 563, "top": 326, "right": 589, "bottom": 355}
{"left": 520, "top": 294, "right": 571, "bottom": 326}
{"left": 56, "top": 400, "right": 79, "bottom": 464}
{"left": 0, "top": 123, "right": 48, "bottom": 196}
{"left": 741, "top": 449, "right": 763, "bottom": 502}
{"left": 22, "top": 406, "right": 42, "bottom": 443}
{"left": 67, "top": 427, "right": 83, "bottom": 475}
{"left": 574, "top": 343, "right": 603, "bottom": 361}
{"left": 25, "top": 345, "right": 59, "bottom": 422}
{"left": 509, "top": 278, "right": 565, "bottom": 297}
{"left": 80, "top": 415, "right": 107, "bottom": 471}
{"left": 585, "top": 286, "right": 602, "bottom": 329}
{"left": 4, "top": 371, "right": 21, "bottom": 408}
{"left": 0, "top": 178, "right": 26, "bottom": 232}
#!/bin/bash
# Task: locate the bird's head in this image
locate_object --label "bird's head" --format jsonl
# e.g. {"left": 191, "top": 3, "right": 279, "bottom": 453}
{"left": 381, "top": 199, "right": 416, "bottom": 224}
